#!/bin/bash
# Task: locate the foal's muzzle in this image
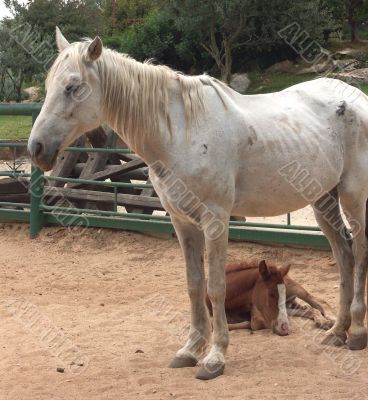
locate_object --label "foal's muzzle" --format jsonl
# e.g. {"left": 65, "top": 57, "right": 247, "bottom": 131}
{"left": 272, "top": 320, "right": 289, "bottom": 336}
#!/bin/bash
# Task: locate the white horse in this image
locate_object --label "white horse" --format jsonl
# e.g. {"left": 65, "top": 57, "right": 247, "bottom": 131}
{"left": 28, "top": 27, "right": 368, "bottom": 380}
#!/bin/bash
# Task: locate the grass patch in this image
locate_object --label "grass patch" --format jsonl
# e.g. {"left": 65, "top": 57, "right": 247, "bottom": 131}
{"left": 0, "top": 115, "right": 32, "bottom": 140}
{"left": 247, "top": 72, "right": 316, "bottom": 94}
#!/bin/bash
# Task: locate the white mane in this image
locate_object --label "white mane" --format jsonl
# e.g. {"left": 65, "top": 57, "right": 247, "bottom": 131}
{"left": 47, "top": 40, "right": 227, "bottom": 148}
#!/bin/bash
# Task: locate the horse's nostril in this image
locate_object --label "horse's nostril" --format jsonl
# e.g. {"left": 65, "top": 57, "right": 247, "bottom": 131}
{"left": 34, "top": 142, "right": 43, "bottom": 157}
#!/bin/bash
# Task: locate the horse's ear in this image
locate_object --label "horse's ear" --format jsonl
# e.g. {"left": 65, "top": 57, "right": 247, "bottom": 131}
{"left": 259, "top": 260, "right": 270, "bottom": 281}
{"left": 87, "top": 36, "right": 103, "bottom": 62}
{"left": 55, "top": 26, "right": 70, "bottom": 52}
{"left": 279, "top": 264, "right": 291, "bottom": 277}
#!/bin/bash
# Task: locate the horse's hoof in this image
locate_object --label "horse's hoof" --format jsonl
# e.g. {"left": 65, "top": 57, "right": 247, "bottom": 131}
{"left": 169, "top": 356, "right": 198, "bottom": 368}
{"left": 195, "top": 363, "right": 225, "bottom": 380}
{"left": 321, "top": 330, "right": 346, "bottom": 347}
{"left": 347, "top": 331, "right": 368, "bottom": 351}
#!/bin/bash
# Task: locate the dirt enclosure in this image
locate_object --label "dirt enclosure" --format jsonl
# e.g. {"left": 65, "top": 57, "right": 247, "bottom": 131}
{"left": 0, "top": 224, "right": 367, "bottom": 400}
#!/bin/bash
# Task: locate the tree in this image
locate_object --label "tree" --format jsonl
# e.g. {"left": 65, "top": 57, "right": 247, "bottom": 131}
{"left": 0, "top": 20, "right": 42, "bottom": 101}
{"left": 4, "top": 0, "right": 106, "bottom": 39}
{"left": 322, "top": 0, "right": 368, "bottom": 41}
{"left": 345, "top": 0, "right": 368, "bottom": 41}
{"left": 167, "top": 0, "right": 336, "bottom": 83}
{"left": 103, "top": 0, "right": 161, "bottom": 34}
{"left": 0, "top": 0, "right": 105, "bottom": 101}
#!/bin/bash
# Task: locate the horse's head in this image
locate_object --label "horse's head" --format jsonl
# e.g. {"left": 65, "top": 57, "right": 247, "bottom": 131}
{"left": 252, "top": 260, "right": 290, "bottom": 336}
{"left": 28, "top": 27, "right": 104, "bottom": 171}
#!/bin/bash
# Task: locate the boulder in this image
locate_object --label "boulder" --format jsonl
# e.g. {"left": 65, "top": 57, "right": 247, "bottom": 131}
{"left": 334, "top": 68, "right": 368, "bottom": 84}
{"left": 266, "top": 60, "right": 295, "bottom": 73}
{"left": 333, "top": 59, "right": 358, "bottom": 72}
{"left": 229, "top": 73, "right": 251, "bottom": 93}
{"left": 334, "top": 48, "right": 364, "bottom": 60}
{"left": 297, "top": 62, "right": 333, "bottom": 75}
{"left": 23, "top": 86, "right": 42, "bottom": 102}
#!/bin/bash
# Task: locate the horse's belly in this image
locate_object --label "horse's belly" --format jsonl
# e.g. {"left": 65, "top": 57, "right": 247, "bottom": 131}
{"left": 232, "top": 192, "right": 310, "bottom": 217}
{"left": 232, "top": 152, "right": 342, "bottom": 217}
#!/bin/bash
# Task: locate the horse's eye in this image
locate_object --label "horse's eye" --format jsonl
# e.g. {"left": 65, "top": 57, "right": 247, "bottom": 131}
{"left": 65, "top": 84, "right": 77, "bottom": 95}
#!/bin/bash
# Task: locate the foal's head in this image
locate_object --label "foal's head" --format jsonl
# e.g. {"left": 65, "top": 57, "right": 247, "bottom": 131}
{"left": 252, "top": 260, "right": 290, "bottom": 336}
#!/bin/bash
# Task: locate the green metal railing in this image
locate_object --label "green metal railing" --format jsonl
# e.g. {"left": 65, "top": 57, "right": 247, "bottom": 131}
{"left": 0, "top": 103, "right": 329, "bottom": 248}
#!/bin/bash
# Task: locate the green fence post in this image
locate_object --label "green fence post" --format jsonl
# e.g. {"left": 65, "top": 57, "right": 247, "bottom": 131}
{"left": 29, "top": 111, "right": 44, "bottom": 238}
{"left": 30, "top": 166, "right": 44, "bottom": 238}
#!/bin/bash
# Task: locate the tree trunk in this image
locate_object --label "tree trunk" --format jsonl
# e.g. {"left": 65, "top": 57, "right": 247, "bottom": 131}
{"left": 15, "top": 74, "right": 24, "bottom": 103}
{"left": 220, "top": 40, "right": 232, "bottom": 84}
{"left": 348, "top": 1, "right": 358, "bottom": 42}
{"left": 350, "top": 19, "right": 357, "bottom": 42}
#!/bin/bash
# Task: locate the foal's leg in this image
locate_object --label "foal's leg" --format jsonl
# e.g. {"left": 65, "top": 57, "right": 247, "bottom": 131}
{"left": 339, "top": 191, "right": 368, "bottom": 350}
{"left": 285, "top": 277, "right": 336, "bottom": 323}
{"left": 313, "top": 190, "right": 354, "bottom": 346}
{"left": 196, "top": 217, "right": 229, "bottom": 380}
{"left": 228, "top": 321, "right": 252, "bottom": 330}
{"left": 287, "top": 302, "right": 334, "bottom": 330}
{"left": 169, "top": 218, "right": 211, "bottom": 368}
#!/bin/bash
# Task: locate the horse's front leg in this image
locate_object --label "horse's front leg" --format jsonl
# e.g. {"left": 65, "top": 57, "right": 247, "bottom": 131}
{"left": 196, "top": 216, "right": 229, "bottom": 380}
{"left": 169, "top": 217, "right": 211, "bottom": 369}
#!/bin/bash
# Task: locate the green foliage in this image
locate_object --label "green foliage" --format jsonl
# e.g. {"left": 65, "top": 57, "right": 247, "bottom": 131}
{"left": 104, "top": 0, "right": 161, "bottom": 33}
{"left": 322, "top": 0, "right": 368, "bottom": 40}
{"left": 104, "top": 9, "right": 208, "bottom": 71}
{"left": 4, "top": 0, "right": 106, "bottom": 39}
{"left": 119, "top": 11, "right": 175, "bottom": 62}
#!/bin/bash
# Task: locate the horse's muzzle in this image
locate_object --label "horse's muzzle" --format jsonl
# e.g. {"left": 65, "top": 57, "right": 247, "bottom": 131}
{"left": 28, "top": 138, "right": 59, "bottom": 171}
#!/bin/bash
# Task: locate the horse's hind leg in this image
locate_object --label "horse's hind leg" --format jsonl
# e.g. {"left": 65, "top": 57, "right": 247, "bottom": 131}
{"left": 169, "top": 218, "right": 211, "bottom": 369}
{"left": 339, "top": 187, "right": 368, "bottom": 350}
{"left": 313, "top": 188, "right": 354, "bottom": 346}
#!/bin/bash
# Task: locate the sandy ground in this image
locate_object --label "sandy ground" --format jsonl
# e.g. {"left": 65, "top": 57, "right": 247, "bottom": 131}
{"left": 0, "top": 223, "right": 367, "bottom": 400}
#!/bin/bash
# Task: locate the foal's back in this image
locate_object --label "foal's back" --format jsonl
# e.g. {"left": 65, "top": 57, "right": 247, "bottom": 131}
{"left": 206, "top": 261, "right": 265, "bottom": 320}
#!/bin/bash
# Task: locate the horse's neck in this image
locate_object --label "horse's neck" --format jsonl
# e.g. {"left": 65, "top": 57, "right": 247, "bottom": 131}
{"left": 103, "top": 77, "right": 184, "bottom": 167}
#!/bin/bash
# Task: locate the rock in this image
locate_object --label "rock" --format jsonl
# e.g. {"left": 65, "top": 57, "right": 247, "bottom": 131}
{"left": 23, "top": 86, "right": 43, "bottom": 102}
{"left": 333, "top": 59, "right": 358, "bottom": 72}
{"left": 229, "top": 73, "right": 250, "bottom": 93}
{"left": 334, "top": 68, "right": 368, "bottom": 84}
{"left": 298, "top": 58, "right": 358, "bottom": 75}
{"left": 334, "top": 48, "right": 364, "bottom": 60}
{"left": 297, "top": 61, "right": 333, "bottom": 75}
{"left": 266, "top": 60, "right": 295, "bottom": 73}
{"left": 56, "top": 367, "right": 65, "bottom": 373}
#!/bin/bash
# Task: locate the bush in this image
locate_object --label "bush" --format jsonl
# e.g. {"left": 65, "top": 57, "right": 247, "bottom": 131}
{"left": 105, "top": 10, "right": 210, "bottom": 72}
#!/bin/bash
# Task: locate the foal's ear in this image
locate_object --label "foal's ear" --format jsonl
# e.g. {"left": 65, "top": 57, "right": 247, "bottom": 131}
{"left": 86, "top": 36, "right": 103, "bottom": 62}
{"left": 55, "top": 26, "right": 70, "bottom": 52}
{"left": 259, "top": 260, "right": 270, "bottom": 281}
{"left": 279, "top": 264, "right": 291, "bottom": 277}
